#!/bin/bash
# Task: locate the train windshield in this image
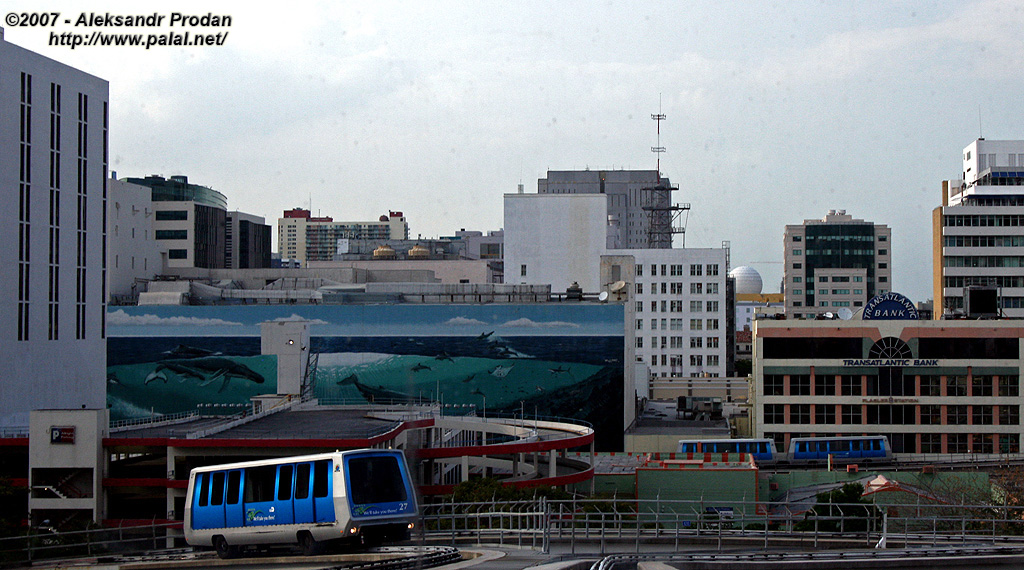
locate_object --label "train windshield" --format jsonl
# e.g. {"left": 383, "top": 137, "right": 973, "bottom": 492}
{"left": 348, "top": 455, "right": 408, "bottom": 505}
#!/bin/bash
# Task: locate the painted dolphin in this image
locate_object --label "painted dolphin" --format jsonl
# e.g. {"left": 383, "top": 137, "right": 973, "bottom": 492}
{"left": 144, "top": 357, "right": 264, "bottom": 393}
{"left": 337, "top": 373, "right": 431, "bottom": 404}
{"left": 549, "top": 366, "right": 570, "bottom": 374}
{"left": 411, "top": 363, "right": 432, "bottom": 372}
{"left": 434, "top": 352, "right": 454, "bottom": 362}
{"left": 476, "top": 331, "right": 494, "bottom": 341}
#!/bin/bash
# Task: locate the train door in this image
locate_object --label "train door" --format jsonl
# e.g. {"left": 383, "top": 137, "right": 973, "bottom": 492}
{"left": 243, "top": 465, "right": 279, "bottom": 526}
{"left": 293, "top": 462, "right": 315, "bottom": 524}
{"left": 224, "top": 470, "right": 243, "bottom": 527}
{"left": 312, "top": 459, "right": 335, "bottom": 523}
{"left": 275, "top": 464, "right": 295, "bottom": 525}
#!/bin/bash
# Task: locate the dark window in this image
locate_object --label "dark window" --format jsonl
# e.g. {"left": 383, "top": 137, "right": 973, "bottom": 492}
{"left": 972, "top": 376, "right": 993, "bottom": 397}
{"left": 790, "top": 375, "right": 811, "bottom": 396}
{"left": 155, "top": 210, "right": 188, "bottom": 221}
{"left": 211, "top": 472, "right": 225, "bottom": 506}
{"left": 920, "top": 404, "right": 941, "bottom": 425}
{"left": 841, "top": 404, "right": 861, "bottom": 423}
{"left": 313, "top": 460, "right": 330, "bottom": 498}
{"left": 762, "top": 337, "right": 862, "bottom": 359}
{"left": 168, "top": 249, "right": 187, "bottom": 259}
{"left": 814, "top": 375, "right": 836, "bottom": 396}
{"left": 1001, "top": 405, "right": 1020, "bottom": 426}
{"left": 1000, "top": 375, "right": 1020, "bottom": 397}
{"left": 277, "top": 465, "right": 293, "bottom": 501}
{"left": 918, "top": 338, "right": 1019, "bottom": 359}
{"left": 226, "top": 471, "right": 240, "bottom": 505}
{"left": 348, "top": 456, "right": 408, "bottom": 504}
{"left": 947, "top": 405, "right": 968, "bottom": 425}
{"left": 764, "top": 404, "right": 785, "bottom": 423}
{"left": 973, "top": 405, "right": 994, "bottom": 425}
{"left": 197, "top": 473, "right": 209, "bottom": 507}
{"left": 790, "top": 404, "right": 811, "bottom": 424}
{"left": 920, "top": 375, "right": 941, "bottom": 396}
{"left": 155, "top": 229, "right": 188, "bottom": 240}
{"left": 295, "top": 464, "right": 310, "bottom": 499}
{"left": 815, "top": 404, "right": 836, "bottom": 425}
{"left": 947, "top": 376, "right": 967, "bottom": 397}
{"left": 245, "top": 465, "right": 277, "bottom": 503}
{"left": 949, "top": 433, "right": 968, "bottom": 453}
{"left": 841, "top": 375, "right": 862, "bottom": 396}
{"left": 764, "top": 375, "right": 784, "bottom": 396}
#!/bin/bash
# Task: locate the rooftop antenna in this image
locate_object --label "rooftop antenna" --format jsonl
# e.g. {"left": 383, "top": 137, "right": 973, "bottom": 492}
{"left": 651, "top": 94, "right": 666, "bottom": 183}
{"left": 978, "top": 105, "right": 983, "bottom": 139}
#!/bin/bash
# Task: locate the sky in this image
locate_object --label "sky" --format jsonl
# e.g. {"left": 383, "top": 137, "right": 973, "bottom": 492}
{"left": 5, "top": 1, "right": 1024, "bottom": 302}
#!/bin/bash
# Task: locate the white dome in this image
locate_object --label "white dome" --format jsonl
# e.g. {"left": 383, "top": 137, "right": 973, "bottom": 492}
{"left": 729, "top": 266, "right": 763, "bottom": 295}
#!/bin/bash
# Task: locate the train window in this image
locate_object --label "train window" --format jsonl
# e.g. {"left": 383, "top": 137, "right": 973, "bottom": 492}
{"left": 349, "top": 456, "right": 408, "bottom": 504}
{"left": 313, "top": 460, "right": 330, "bottom": 498}
{"left": 211, "top": 472, "right": 225, "bottom": 506}
{"left": 226, "top": 471, "right": 240, "bottom": 505}
{"left": 197, "top": 473, "right": 209, "bottom": 507}
{"left": 245, "top": 465, "right": 277, "bottom": 503}
{"left": 278, "top": 465, "right": 293, "bottom": 501}
{"left": 295, "top": 464, "right": 311, "bottom": 499}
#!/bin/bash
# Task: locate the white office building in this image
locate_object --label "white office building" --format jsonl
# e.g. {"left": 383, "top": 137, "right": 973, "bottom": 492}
{"left": 0, "top": 29, "right": 108, "bottom": 427}
{"left": 935, "top": 139, "right": 1024, "bottom": 318}
{"left": 107, "top": 176, "right": 161, "bottom": 303}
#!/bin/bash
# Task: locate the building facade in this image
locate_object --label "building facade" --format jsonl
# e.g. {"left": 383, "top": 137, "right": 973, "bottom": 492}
{"left": 278, "top": 208, "right": 409, "bottom": 265}
{"left": 784, "top": 210, "right": 892, "bottom": 319}
{"left": 124, "top": 175, "right": 229, "bottom": 270}
{"left": 107, "top": 177, "right": 161, "bottom": 303}
{"left": 538, "top": 170, "right": 678, "bottom": 249}
{"left": 753, "top": 317, "right": 1023, "bottom": 455}
{"left": 225, "top": 211, "right": 271, "bottom": 269}
{"left": 0, "top": 29, "right": 108, "bottom": 427}
{"left": 602, "top": 246, "right": 731, "bottom": 393}
{"left": 934, "top": 139, "right": 1024, "bottom": 318}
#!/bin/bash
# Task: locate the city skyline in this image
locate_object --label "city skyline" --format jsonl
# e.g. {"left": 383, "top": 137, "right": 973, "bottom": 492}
{"left": 5, "top": 0, "right": 1024, "bottom": 301}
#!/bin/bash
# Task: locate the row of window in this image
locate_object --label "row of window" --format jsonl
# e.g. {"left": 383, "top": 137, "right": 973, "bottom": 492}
{"left": 944, "top": 256, "right": 1024, "bottom": 268}
{"left": 636, "top": 335, "right": 722, "bottom": 351}
{"left": 793, "top": 249, "right": 887, "bottom": 256}
{"left": 763, "top": 374, "right": 1020, "bottom": 397}
{"left": 764, "top": 432, "right": 1018, "bottom": 454}
{"left": 763, "top": 404, "right": 1020, "bottom": 426}
{"left": 794, "top": 275, "right": 866, "bottom": 283}
{"left": 637, "top": 264, "right": 720, "bottom": 277}
{"left": 943, "top": 235, "right": 1024, "bottom": 248}
{"left": 635, "top": 282, "right": 720, "bottom": 295}
{"left": 944, "top": 215, "right": 1024, "bottom": 227}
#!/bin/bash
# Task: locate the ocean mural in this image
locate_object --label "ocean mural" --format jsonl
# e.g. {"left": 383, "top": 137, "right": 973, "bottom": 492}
{"left": 107, "top": 304, "right": 625, "bottom": 449}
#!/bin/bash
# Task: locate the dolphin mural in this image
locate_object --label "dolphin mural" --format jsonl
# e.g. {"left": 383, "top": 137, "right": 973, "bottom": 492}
{"left": 144, "top": 357, "right": 265, "bottom": 393}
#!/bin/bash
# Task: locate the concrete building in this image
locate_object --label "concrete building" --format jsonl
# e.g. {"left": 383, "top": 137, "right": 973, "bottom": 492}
{"left": 108, "top": 176, "right": 161, "bottom": 304}
{"left": 784, "top": 210, "right": 892, "bottom": 319}
{"left": 124, "top": 175, "right": 228, "bottom": 270}
{"left": 225, "top": 211, "right": 271, "bottom": 269}
{"left": 601, "top": 246, "right": 731, "bottom": 391}
{"left": 505, "top": 193, "right": 609, "bottom": 292}
{"left": 0, "top": 29, "right": 108, "bottom": 429}
{"left": 278, "top": 208, "right": 409, "bottom": 266}
{"left": 753, "top": 307, "right": 1023, "bottom": 455}
{"left": 538, "top": 170, "right": 679, "bottom": 249}
{"left": 934, "top": 139, "right": 1024, "bottom": 318}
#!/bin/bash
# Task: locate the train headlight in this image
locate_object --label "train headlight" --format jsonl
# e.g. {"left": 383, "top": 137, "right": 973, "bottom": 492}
{"left": 407, "top": 522, "right": 415, "bottom": 530}
{"left": 349, "top": 526, "right": 359, "bottom": 534}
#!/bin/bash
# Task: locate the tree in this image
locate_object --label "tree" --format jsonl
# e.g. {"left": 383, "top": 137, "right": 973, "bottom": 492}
{"left": 795, "top": 483, "right": 879, "bottom": 533}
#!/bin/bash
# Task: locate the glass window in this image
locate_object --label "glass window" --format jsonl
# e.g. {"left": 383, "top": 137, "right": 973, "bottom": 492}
{"left": 313, "top": 460, "right": 330, "bottom": 498}
{"left": 999, "top": 375, "right": 1019, "bottom": 397}
{"left": 972, "top": 376, "right": 993, "bottom": 397}
{"left": 277, "top": 465, "right": 293, "bottom": 500}
{"left": 211, "top": 472, "right": 225, "bottom": 506}
{"left": 790, "top": 374, "right": 811, "bottom": 396}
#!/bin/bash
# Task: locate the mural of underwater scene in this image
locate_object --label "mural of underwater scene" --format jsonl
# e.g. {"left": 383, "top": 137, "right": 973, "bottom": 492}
{"left": 107, "top": 305, "right": 625, "bottom": 449}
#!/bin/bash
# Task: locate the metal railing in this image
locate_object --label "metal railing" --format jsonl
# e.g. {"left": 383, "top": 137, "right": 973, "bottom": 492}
{"left": 0, "top": 522, "right": 181, "bottom": 565}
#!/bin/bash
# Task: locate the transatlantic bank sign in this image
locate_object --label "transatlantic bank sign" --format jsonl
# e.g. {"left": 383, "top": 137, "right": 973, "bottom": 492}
{"left": 862, "top": 292, "right": 919, "bottom": 320}
{"left": 842, "top": 359, "right": 939, "bottom": 367}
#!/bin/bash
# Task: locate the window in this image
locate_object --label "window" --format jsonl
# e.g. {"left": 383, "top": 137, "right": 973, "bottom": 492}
{"left": 690, "top": 300, "right": 702, "bottom": 312}
{"left": 765, "top": 404, "right": 785, "bottom": 423}
{"left": 636, "top": 337, "right": 643, "bottom": 348}
{"left": 947, "top": 375, "right": 967, "bottom": 397}
{"left": 853, "top": 288, "right": 863, "bottom": 295}
{"left": 636, "top": 264, "right": 643, "bottom": 277}
{"left": 815, "top": 404, "right": 836, "bottom": 425}
{"left": 972, "top": 376, "right": 993, "bottom": 397}
{"left": 670, "top": 264, "right": 683, "bottom": 276}
{"left": 879, "top": 276, "right": 887, "bottom": 282}
{"left": 278, "top": 465, "right": 293, "bottom": 500}
{"left": 706, "top": 264, "right": 719, "bottom": 276}
{"left": 921, "top": 434, "right": 941, "bottom": 453}
{"left": 636, "top": 319, "right": 643, "bottom": 330}
{"left": 661, "top": 300, "right": 667, "bottom": 312}
{"left": 690, "top": 354, "right": 703, "bottom": 366}
{"left": 819, "top": 289, "right": 828, "bottom": 295}
{"left": 920, "top": 405, "right": 942, "bottom": 425}
{"left": 814, "top": 375, "right": 835, "bottom": 396}
{"left": 841, "top": 375, "right": 861, "bottom": 396}
{"left": 670, "top": 282, "right": 683, "bottom": 295}
{"left": 793, "top": 236, "right": 802, "bottom": 242}
{"left": 878, "top": 235, "right": 887, "bottom": 242}
{"left": 661, "top": 282, "right": 667, "bottom": 294}
{"left": 636, "top": 301, "right": 643, "bottom": 312}
{"left": 708, "top": 354, "right": 719, "bottom": 367}
{"left": 661, "top": 336, "right": 668, "bottom": 349}
{"left": 919, "top": 375, "right": 941, "bottom": 396}
{"left": 211, "top": 472, "right": 225, "bottom": 506}
{"left": 1000, "top": 405, "right": 1020, "bottom": 425}
{"left": 707, "top": 337, "right": 718, "bottom": 348}
{"left": 706, "top": 319, "right": 719, "bottom": 330}
{"left": 155, "top": 210, "right": 187, "bottom": 221}
{"left": 1000, "top": 375, "right": 1020, "bottom": 397}
{"left": 706, "top": 283, "right": 719, "bottom": 294}
{"left": 245, "top": 465, "right": 277, "bottom": 502}
{"left": 790, "top": 404, "right": 811, "bottom": 424}
{"left": 690, "top": 283, "right": 702, "bottom": 294}
{"left": 156, "top": 229, "right": 189, "bottom": 240}
{"left": 974, "top": 405, "right": 994, "bottom": 425}
{"left": 670, "top": 318, "right": 682, "bottom": 330}
{"left": 520, "top": 264, "right": 526, "bottom": 277}
{"left": 948, "top": 433, "right": 968, "bottom": 453}
{"left": 793, "top": 276, "right": 802, "bottom": 283}
{"left": 651, "top": 301, "right": 658, "bottom": 312}
{"left": 793, "top": 249, "right": 802, "bottom": 255}
{"left": 878, "top": 249, "right": 887, "bottom": 255}
{"left": 790, "top": 374, "right": 810, "bottom": 396}
{"left": 690, "top": 264, "right": 702, "bottom": 276}
{"left": 841, "top": 404, "right": 861, "bottom": 424}
{"left": 764, "top": 375, "right": 784, "bottom": 396}
{"left": 793, "top": 263, "right": 802, "bottom": 269}
{"left": 651, "top": 264, "right": 657, "bottom": 276}
{"left": 706, "top": 301, "right": 719, "bottom": 312}
{"left": 879, "top": 263, "right": 887, "bottom": 269}
{"left": 690, "top": 337, "right": 702, "bottom": 348}
{"left": 670, "top": 336, "right": 683, "bottom": 349}
{"left": 689, "top": 319, "right": 702, "bottom": 330}
{"left": 636, "top": 283, "right": 643, "bottom": 295}
{"left": 793, "top": 289, "right": 802, "bottom": 295}
{"left": 947, "top": 405, "right": 968, "bottom": 425}
{"left": 226, "top": 471, "right": 241, "bottom": 504}
{"left": 168, "top": 249, "right": 188, "bottom": 259}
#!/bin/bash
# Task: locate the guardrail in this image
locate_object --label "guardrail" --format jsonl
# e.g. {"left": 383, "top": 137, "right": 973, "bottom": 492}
{"left": 0, "top": 521, "right": 180, "bottom": 565}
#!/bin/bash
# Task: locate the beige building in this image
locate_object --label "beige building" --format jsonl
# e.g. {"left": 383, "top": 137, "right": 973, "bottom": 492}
{"left": 784, "top": 210, "right": 892, "bottom": 319}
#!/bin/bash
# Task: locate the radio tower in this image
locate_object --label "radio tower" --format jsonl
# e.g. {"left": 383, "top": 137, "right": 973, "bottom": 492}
{"left": 651, "top": 95, "right": 666, "bottom": 182}
{"left": 642, "top": 95, "right": 689, "bottom": 248}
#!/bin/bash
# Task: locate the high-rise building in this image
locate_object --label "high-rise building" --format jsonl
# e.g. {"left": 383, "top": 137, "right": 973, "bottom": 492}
{"left": 0, "top": 29, "right": 108, "bottom": 426}
{"left": 783, "top": 210, "right": 892, "bottom": 319}
{"left": 278, "top": 208, "right": 409, "bottom": 266}
{"left": 226, "top": 211, "right": 271, "bottom": 269}
{"left": 538, "top": 170, "right": 680, "bottom": 249}
{"left": 934, "top": 139, "right": 1024, "bottom": 318}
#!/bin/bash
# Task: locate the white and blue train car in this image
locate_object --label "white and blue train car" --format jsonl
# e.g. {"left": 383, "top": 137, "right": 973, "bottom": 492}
{"left": 184, "top": 449, "right": 418, "bottom": 558}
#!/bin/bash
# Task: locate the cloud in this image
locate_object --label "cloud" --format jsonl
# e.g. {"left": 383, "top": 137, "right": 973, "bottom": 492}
{"left": 107, "top": 309, "right": 243, "bottom": 327}
{"left": 271, "top": 314, "right": 330, "bottom": 325}
{"left": 500, "top": 318, "right": 580, "bottom": 328}
{"left": 444, "top": 317, "right": 488, "bottom": 326}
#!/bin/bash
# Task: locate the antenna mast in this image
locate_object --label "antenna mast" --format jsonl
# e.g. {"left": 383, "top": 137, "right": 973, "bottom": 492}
{"left": 651, "top": 94, "right": 666, "bottom": 182}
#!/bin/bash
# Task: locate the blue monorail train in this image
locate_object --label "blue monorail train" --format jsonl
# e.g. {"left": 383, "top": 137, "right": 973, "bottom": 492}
{"left": 184, "top": 449, "right": 418, "bottom": 558}
{"left": 677, "top": 436, "right": 892, "bottom": 465}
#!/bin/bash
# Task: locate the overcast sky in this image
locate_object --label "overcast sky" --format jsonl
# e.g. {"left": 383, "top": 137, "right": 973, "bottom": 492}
{"left": 6, "top": 1, "right": 1024, "bottom": 301}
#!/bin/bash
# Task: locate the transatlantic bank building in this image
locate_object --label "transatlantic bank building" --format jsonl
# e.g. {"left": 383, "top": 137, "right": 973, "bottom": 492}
{"left": 753, "top": 296, "right": 1024, "bottom": 456}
